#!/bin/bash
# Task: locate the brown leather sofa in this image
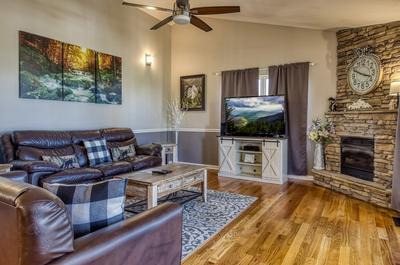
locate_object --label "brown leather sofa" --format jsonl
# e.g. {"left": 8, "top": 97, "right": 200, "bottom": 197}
{"left": 0, "top": 177, "right": 183, "bottom": 265}
{"left": 1, "top": 128, "right": 162, "bottom": 186}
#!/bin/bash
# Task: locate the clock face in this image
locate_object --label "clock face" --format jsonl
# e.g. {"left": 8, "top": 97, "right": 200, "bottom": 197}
{"left": 347, "top": 54, "right": 382, "bottom": 95}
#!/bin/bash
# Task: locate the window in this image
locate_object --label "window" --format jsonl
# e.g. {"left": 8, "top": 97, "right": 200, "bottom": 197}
{"left": 259, "top": 74, "right": 269, "bottom": 96}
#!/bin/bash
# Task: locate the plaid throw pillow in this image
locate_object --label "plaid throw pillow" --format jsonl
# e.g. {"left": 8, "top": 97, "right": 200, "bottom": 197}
{"left": 43, "top": 179, "right": 127, "bottom": 238}
{"left": 42, "top": 155, "right": 80, "bottom": 169}
{"left": 110, "top": 144, "right": 136, "bottom": 162}
{"left": 84, "top": 139, "right": 112, "bottom": 166}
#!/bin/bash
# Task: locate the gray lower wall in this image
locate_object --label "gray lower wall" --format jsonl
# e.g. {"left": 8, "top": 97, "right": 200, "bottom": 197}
{"left": 177, "top": 132, "right": 219, "bottom": 166}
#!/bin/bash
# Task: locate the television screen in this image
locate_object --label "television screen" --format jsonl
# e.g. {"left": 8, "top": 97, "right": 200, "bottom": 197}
{"left": 223, "top": 96, "right": 286, "bottom": 137}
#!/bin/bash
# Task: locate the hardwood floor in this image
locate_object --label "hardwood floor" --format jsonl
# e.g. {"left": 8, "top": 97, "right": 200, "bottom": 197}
{"left": 183, "top": 172, "right": 400, "bottom": 265}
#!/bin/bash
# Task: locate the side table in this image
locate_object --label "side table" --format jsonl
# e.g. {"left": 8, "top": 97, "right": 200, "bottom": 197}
{"left": 160, "top": 143, "right": 178, "bottom": 165}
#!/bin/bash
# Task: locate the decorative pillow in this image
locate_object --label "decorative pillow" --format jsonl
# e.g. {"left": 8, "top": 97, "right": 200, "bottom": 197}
{"left": 43, "top": 179, "right": 127, "bottom": 238}
{"left": 84, "top": 139, "right": 112, "bottom": 166}
{"left": 42, "top": 155, "right": 80, "bottom": 169}
{"left": 110, "top": 144, "right": 136, "bottom": 162}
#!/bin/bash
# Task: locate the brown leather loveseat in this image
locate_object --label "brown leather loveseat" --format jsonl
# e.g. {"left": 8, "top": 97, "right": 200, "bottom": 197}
{"left": 0, "top": 177, "right": 183, "bottom": 265}
{"left": 1, "top": 128, "right": 162, "bottom": 186}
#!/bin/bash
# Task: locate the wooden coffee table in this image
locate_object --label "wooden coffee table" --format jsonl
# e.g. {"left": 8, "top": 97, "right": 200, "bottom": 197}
{"left": 116, "top": 163, "right": 208, "bottom": 210}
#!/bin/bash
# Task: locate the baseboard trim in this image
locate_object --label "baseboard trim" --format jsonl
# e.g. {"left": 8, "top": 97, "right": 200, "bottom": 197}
{"left": 176, "top": 161, "right": 219, "bottom": 171}
{"left": 288, "top": 175, "right": 314, "bottom": 181}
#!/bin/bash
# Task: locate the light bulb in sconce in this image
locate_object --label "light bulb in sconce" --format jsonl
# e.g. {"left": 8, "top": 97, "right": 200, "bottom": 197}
{"left": 145, "top": 54, "right": 154, "bottom": 67}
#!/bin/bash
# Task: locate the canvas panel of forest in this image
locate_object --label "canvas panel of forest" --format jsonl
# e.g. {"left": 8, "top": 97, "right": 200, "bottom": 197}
{"left": 19, "top": 31, "right": 122, "bottom": 104}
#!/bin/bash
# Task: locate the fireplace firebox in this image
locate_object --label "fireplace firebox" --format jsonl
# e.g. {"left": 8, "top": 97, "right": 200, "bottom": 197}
{"left": 340, "top": 137, "right": 374, "bottom": 181}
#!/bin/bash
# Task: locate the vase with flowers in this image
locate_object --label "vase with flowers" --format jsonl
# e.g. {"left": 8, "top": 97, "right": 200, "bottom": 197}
{"left": 308, "top": 117, "right": 334, "bottom": 170}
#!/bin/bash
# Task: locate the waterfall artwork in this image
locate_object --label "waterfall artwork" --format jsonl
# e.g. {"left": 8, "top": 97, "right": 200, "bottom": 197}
{"left": 19, "top": 31, "right": 122, "bottom": 105}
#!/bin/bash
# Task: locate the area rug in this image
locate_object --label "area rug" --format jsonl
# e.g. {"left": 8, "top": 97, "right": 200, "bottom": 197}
{"left": 125, "top": 189, "right": 257, "bottom": 259}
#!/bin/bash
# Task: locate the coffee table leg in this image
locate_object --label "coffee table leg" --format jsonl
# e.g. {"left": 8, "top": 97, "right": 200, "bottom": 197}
{"left": 147, "top": 185, "right": 158, "bottom": 209}
{"left": 201, "top": 169, "right": 208, "bottom": 203}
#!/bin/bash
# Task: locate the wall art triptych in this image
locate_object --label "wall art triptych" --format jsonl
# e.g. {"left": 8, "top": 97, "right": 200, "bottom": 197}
{"left": 19, "top": 31, "right": 122, "bottom": 105}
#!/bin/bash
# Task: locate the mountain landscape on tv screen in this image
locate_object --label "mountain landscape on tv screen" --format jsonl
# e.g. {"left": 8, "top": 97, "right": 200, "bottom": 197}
{"left": 225, "top": 96, "right": 285, "bottom": 136}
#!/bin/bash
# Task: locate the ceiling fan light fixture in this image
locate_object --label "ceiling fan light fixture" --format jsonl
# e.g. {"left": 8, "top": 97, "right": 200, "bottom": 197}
{"left": 173, "top": 14, "right": 190, "bottom": 25}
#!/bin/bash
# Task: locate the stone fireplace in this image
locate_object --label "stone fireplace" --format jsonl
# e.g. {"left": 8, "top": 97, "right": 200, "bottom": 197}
{"left": 313, "top": 110, "right": 396, "bottom": 208}
{"left": 312, "top": 21, "right": 400, "bottom": 208}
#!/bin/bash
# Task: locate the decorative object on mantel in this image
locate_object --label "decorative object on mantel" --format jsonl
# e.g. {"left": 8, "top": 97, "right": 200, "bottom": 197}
{"left": 347, "top": 47, "right": 383, "bottom": 95}
{"left": 180, "top": 74, "right": 206, "bottom": 111}
{"left": 19, "top": 31, "right": 122, "bottom": 104}
{"left": 347, "top": 99, "right": 373, "bottom": 111}
{"left": 328, "top": 97, "right": 337, "bottom": 112}
{"left": 167, "top": 98, "right": 187, "bottom": 158}
{"left": 308, "top": 118, "right": 334, "bottom": 170}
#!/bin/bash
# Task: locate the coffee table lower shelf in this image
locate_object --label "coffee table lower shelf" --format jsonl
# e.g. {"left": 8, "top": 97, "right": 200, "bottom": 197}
{"left": 125, "top": 189, "right": 202, "bottom": 214}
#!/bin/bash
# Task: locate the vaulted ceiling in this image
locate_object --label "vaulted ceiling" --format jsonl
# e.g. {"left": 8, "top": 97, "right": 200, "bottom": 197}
{"left": 123, "top": 0, "right": 400, "bottom": 30}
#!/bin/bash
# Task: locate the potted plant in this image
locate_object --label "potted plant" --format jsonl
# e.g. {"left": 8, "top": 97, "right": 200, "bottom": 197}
{"left": 308, "top": 117, "right": 334, "bottom": 170}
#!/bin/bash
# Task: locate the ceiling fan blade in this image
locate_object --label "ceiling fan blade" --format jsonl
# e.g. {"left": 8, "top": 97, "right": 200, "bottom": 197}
{"left": 191, "top": 6, "right": 240, "bottom": 15}
{"left": 122, "top": 2, "right": 173, "bottom": 12}
{"left": 190, "top": 16, "right": 213, "bottom": 32}
{"left": 151, "top": 16, "right": 174, "bottom": 30}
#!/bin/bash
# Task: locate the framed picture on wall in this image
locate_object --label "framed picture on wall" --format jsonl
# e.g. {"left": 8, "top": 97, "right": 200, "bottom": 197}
{"left": 180, "top": 74, "right": 206, "bottom": 111}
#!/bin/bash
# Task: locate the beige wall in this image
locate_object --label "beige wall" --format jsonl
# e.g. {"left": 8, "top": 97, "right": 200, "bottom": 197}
{"left": 171, "top": 18, "right": 337, "bottom": 170}
{"left": 0, "top": 0, "right": 171, "bottom": 132}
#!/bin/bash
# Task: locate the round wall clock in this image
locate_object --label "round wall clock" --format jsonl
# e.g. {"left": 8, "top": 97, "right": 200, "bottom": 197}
{"left": 347, "top": 54, "right": 383, "bottom": 95}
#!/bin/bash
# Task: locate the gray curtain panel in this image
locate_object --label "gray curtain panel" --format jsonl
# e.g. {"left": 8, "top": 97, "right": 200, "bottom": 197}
{"left": 391, "top": 106, "right": 400, "bottom": 210}
{"left": 268, "top": 62, "right": 309, "bottom": 176}
{"left": 221, "top": 68, "right": 259, "bottom": 121}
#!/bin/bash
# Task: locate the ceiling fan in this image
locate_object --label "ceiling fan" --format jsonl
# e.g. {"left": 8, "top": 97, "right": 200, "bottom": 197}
{"left": 122, "top": 0, "right": 240, "bottom": 32}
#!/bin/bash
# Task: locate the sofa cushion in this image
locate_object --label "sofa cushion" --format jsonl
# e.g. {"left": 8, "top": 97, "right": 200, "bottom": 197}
{"left": 110, "top": 144, "right": 136, "bottom": 162}
{"left": 14, "top": 131, "right": 72, "bottom": 148}
{"left": 17, "top": 145, "right": 76, "bottom": 161}
{"left": 101, "top": 128, "right": 135, "bottom": 142}
{"left": 125, "top": 155, "right": 162, "bottom": 171}
{"left": 43, "top": 179, "right": 127, "bottom": 238}
{"left": 43, "top": 155, "right": 80, "bottom": 169}
{"left": 84, "top": 139, "right": 112, "bottom": 166}
{"left": 93, "top": 161, "right": 132, "bottom": 177}
{"left": 41, "top": 168, "right": 103, "bottom": 185}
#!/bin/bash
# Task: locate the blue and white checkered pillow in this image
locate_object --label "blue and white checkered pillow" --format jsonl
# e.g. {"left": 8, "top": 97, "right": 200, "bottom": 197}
{"left": 84, "top": 138, "right": 112, "bottom": 166}
{"left": 44, "top": 179, "right": 127, "bottom": 238}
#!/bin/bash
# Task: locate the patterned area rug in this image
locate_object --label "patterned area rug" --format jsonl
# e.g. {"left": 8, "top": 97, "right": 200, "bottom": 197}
{"left": 125, "top": 189, "right": 257, "bottom": 259}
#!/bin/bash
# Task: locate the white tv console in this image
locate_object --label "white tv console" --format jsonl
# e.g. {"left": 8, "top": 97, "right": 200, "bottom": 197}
{"left": 218, "top": 136, "right": 288, "bottom": 184}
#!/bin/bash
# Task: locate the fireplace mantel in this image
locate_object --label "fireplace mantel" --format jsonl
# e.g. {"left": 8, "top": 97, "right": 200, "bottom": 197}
{"left": 326, "top": 110, "right": 398, "bottom": 115}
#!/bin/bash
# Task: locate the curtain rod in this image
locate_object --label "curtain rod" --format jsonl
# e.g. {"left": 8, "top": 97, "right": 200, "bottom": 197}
{"left": 213, "top": 62, "right": 316, "bottom": 76}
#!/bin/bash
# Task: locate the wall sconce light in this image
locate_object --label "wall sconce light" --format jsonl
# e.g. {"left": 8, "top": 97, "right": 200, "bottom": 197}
{"left": 145, "top": 54, "right": 153, "bottom": 67}
{"left": 390, "top": 79, "right": 400, "bottom": 107}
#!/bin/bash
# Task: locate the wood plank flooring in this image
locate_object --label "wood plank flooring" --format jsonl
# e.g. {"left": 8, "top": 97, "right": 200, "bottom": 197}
{"left": 183, "top": 172, "right": 400, "bottom": 265}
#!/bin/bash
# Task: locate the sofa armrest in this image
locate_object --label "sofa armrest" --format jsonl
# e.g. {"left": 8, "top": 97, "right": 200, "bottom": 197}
{"left": 11, "top": 160, "right": 61, "bottom": 173}
{"left": 136, "top": 143, "right": 162, "bottom": 157}
{"left": 0, "top": 171, "right": 28, "bottom": 183}
{"left": 51, "top": 202, "right": 183, "bottom": 265}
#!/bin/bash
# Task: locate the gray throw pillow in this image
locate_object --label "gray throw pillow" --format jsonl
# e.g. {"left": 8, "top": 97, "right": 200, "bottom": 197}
{"left": 42, "top": 155, "right": 80, "bottom": 169}
{"left": 110, "top": 144, "right": 136, "bottom": 162}
{"left": 43, "top": 179, "right": 127, "bottom": 238}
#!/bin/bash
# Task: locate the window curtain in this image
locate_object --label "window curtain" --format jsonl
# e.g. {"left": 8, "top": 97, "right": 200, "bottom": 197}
{"left": 391, "top": 107, "right": 400, "bottom": 210}
{"left": 221, "top": 68, "right": 259, "bottom": 122}
{"left": 268, "top": 62, "right": 310, "bottom": 176}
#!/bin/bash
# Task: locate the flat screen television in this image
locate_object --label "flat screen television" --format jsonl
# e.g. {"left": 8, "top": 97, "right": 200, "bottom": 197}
{"left": 222, "top": 96, "right": 286, "bottom": 137}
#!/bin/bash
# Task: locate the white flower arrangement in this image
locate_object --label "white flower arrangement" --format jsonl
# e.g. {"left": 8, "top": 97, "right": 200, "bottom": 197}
{"left": 167, "top": 98, "right": 187, "bottom": 131}
{"left": 308, "top": 117, "right": 334, "bottom": 144}
{"left": 347, "top": 99, "right": 373, "bottom": 111}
